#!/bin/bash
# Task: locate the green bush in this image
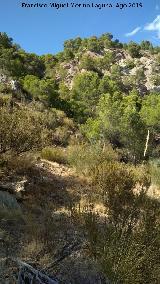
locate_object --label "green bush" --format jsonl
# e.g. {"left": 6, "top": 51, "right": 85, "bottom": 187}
{"left": 53, "top": 125, "right": 73, "bottom": 146}
{"left": 7, "top": 153, "right": 36, "bottom": 175}
{"left": 151, "top": 74, "right": 160, "bottom": 86}
{"left": 79, "top": 54, "right": 96, "bottom": 71}
{"left": 0, "top": 94, "right": 12, "bottom": 106}
{"left": 84, "top": 204, "right": 160, "bottom": 284}
{"left": 92, "top": 161, "right": 150, "bottom": 212}
{"left": 82, "top": 161, "right": 158, "bottom": 284}
{"left": 125, "top": 59, "right": 135, "bottom": 69}
{"left": 67, "top": 142, "right": 118, "bottom": 176}
{"left": 0, "top": 106, "right": 51, "bottom": 155}
{"left": 127, "top": 41, "right": 141, "bottom": 58}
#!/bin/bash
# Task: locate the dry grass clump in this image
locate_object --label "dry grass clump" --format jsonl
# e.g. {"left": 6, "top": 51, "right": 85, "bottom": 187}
{"left": 41, "top": 146, "right": 67, "bottom": 164}
{"left": 149, "top": 159, "right": 160, "bottom": 187}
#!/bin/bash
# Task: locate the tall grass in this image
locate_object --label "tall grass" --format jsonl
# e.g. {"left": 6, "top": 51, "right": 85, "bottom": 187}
{"left": 41, "top": 146, "right": 67, "bottom": 164}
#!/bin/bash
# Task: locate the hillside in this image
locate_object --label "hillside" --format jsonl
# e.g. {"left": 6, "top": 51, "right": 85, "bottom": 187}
{"left": 0, "top": 159, "right": 104, "bottom": 283}
{"left": 0, "top": 32, "right": 160, "bottom": 283}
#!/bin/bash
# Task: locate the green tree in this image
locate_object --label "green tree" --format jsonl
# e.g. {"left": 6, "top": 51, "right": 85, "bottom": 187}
{"left": 64, "top": 37, "right": 82, "bottom": 52}
{"left": 120, "top": 90, "right": 146, "bottom": 163}
{"left": 140, "top": 40, "right": 153, "bottom": 51}
{"left": 0, "top": 46, "right": 44, "bottom": 79}
{"left": 23, "top": 75, "right": 59, "bottom": 105}
{"left": 0, "top": 32, "right": 13, "bottom": 49}
{"left": 96, "top": 52, "right": 114, "bottom": 71}
{"left": 87, "top": 36, "right": 101, "bottom": 53}
{"left": 63, "top": 48, "right": 74, "bottom": 61}
{"left": 41, "top": 54, "right": 57, "bottom": 77}
{"left": 140, "top": 93, "right": 160, "bottom": 131}
{"left": 127, "top": 41, "right": 141, "bottom": 58}
{"left": 99, "top": 33, "right": 113, "bottom": 48}
{"left": 71, "top": 71, "right": 100, "bottom": 121}
{"left": 98, "top": 75, "right": 120, "bottom": 94}
{"left": 83, "top": 90, "right": 146, "bottom": 163}
{"left": 79, "top": 54, "right": 96, "bottom": 71}
{"left": 59, "top": 82, "right": 70, "bottom": 100}
{"left": 83, "top": 92, "right": 123, "bottom": 144}
{"left": 110, "top": 64, "right": 122, "bottom": 81}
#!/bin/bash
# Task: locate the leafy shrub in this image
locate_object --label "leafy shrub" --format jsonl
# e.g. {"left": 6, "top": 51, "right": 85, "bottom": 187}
{"left": 0, "top": 106, "right": 51, "bottom": 155}
{"left": 84, "top": 203, "right": 160, "bottom": 284}
{"left": 87, "top": 36, "right": 101, "bottom": 53}
{"left": 71, "top": 71, "right": 100, "bottom": 122}
{"left": 7, "top": 153, "right": 36, "bottom": 175}
{"left": 92, "top": 161, "right": 150, "bottom": 213}
{"left": 110, "top": 64, "right": 122, "bottom": 81}
{"left": 140, "top": 40, "right": 153, "bottom": 51}
{"left": 0, "top": 94, "right": 12, "bottom": 106}
{"left": 0, "top": 82, "right": 11, "bottom": 93}
{"left": 123, "top": 75, "right": 136, "bottom": 89}
{"left": 67, "top": 143, "right": 118, "bottom": 176}
{"left": 79, "top": 54, "right": 96, "bottom": 71}
{"left": 135, "top": 67, "right": 145, "bottom": 83}
{"left": 127, "top": 41, "right": 141, "bottom": 58}
{"left": 125, "top": 59, "right": 135, "bottom": 69}
{"left": 82, "top": 161, "right": 158, "bottom": 284}
{"left": 151, "top": 74, "right": 160, "bottom": 86}
{"left": 53, "top": 126, "right": 73, "bottom": 146}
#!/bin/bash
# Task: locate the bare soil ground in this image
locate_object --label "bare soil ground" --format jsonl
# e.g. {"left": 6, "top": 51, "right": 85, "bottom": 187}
{"left": 0, "top": 159, "right": 107, "bottom": 283}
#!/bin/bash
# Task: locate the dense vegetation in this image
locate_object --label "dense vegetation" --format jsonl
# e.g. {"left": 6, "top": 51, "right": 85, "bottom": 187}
{"left": 0, "top": 32, "right": 160, "bottom": 283}
{"left": 1, "top": 32, "right": 160, "bottom": 162}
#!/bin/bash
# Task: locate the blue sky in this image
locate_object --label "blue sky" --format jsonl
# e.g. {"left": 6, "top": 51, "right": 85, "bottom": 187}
{"left": 0, "top": 0, "right": 160, "bottom": 55}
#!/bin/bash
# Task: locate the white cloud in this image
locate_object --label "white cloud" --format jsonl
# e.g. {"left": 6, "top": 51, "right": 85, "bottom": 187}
{"left": 144, "top": 15, "right": 160, "bottom": 38}
{"left": 125, "top": 27, "right": 141, "bottom": 37}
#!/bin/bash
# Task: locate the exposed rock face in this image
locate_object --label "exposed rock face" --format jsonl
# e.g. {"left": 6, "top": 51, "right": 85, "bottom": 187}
{"left": 58, "top": 48, "right": 160, "bottom": 94}
{"left": 10, "top": 79, "right": 19, "bottom": 91}
{"left": 115, "top": 51, "right": 126, "bottom": 61}
{"left": 0, "top": 73, "right": 19, "bottom": 91}
{"left": 0, "top": 258, "right": 59, "bottom": 284}
{"left": 0, "top": 73, "right": 8, "bottom": 83}
{"left": 0, "top": 178, "right": 28, "bottom": 200}
{"left": 147, "top": 185, "right": 160, "bottom": 200}
{"left": 16, "top": 259, "right": 59, "bottom": 284}
{"left": 86, "top": 50, "right": 103, "bottom": 58}
{"left": 0, "top": 191, "right": 20, "bottom": 210}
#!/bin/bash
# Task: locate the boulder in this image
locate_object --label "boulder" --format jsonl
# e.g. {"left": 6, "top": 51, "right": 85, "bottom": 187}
{"left": 0, "top": 179, "right": 27, "bottom": 200}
